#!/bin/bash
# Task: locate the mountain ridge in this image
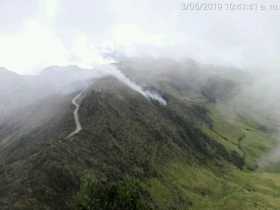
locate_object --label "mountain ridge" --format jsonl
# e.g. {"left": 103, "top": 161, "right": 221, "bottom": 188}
{"left": 0, "top": 59, "right": 280, "bottom": 210}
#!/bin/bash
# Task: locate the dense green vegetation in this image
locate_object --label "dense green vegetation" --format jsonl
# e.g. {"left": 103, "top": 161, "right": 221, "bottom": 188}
{"left": 74, "top": 103, "right": 280, "bottom": 210}
{"left": 1, "top": 62, "right": 280, "bottom": 210}
{"left": 70, "top": 78, "right": 280, "bottom": 210}
{"left": 76, "top": 175, "right": 152, "bottom": 210}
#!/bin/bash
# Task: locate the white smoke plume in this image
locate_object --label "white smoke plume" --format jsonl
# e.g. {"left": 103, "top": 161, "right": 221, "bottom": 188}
{"left": 96, "top": 64, "right": 167, "bottom": 105}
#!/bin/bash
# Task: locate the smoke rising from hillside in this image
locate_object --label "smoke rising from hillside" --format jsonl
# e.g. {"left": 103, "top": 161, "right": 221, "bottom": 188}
{"left": 0, "top": 63, "right": 166, "bottom": 121}
{"left": 1, "top": 0, "right": 280, "bottom": 167}
{"left": 98, "top": 64, "right": 167, "bottom": 105}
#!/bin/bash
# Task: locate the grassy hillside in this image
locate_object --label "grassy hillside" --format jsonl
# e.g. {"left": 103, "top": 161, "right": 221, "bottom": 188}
{"left": 0, "top": 68, "right": 280, "bottom": 210}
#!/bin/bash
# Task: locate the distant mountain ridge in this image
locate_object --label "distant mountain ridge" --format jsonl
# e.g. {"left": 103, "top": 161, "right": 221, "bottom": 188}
{"left": 0, "top": 58, "right": 279, "bottom": 210}
{"left": 0, "top": 65, "right": 101, "bottom": 116}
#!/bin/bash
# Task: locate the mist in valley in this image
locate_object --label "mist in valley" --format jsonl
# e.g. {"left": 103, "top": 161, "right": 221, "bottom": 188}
{"left": 1, "top": 1, "right": 280, "bottom": 208}
{"left": 2, "top": 55, "right": 280, "bottom": 167}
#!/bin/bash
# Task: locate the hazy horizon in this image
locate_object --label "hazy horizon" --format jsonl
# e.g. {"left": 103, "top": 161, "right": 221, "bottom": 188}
{"left": 1, "top": 0, "right": 280, "bottom": 75}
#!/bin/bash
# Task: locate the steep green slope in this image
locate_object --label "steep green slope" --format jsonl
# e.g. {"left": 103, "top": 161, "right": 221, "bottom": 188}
{"left": 0, "top": 68, "right": 279, "bottom": 210}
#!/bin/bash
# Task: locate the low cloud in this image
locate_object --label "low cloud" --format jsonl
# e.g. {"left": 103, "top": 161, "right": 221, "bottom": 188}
{"left": 0, "top": 0, "right": 280, "bottom": 74}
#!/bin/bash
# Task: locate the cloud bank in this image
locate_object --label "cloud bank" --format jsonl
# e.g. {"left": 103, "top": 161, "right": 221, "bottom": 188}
{"left": 0, "top": 0, "right": 280, "bottom": 74}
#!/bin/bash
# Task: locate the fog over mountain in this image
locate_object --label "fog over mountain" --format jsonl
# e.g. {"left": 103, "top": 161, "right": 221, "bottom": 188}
{"left": 1, "top": 0, "right": 280, "bottom": 123}
{"left": 0, "top": 0, "right": 280, "bottom": 73}
{"left": 0, "top": 66, "right": 99, "bottom": 115}
{"left": 1, "top": 0, "right": 280, "bottom": 120}
{"left": 0, "top": 62, "right": 168, "bottom": 118}
{"left": 1, "top": 0, "right": 280, "bottom": 210}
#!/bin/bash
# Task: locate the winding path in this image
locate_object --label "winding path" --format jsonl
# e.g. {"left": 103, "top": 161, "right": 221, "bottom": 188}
{"left": 67, "top": 91, "right": 83, "bottom": 138}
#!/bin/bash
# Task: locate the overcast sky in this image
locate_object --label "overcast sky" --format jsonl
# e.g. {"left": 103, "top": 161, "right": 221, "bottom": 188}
{"left": 0, "top": 0, "right": 280, "bottom": 74}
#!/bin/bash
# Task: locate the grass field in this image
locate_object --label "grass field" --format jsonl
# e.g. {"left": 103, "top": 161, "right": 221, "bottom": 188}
{"left": 145, "top": 107, "right": 280, "bottom": 210}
